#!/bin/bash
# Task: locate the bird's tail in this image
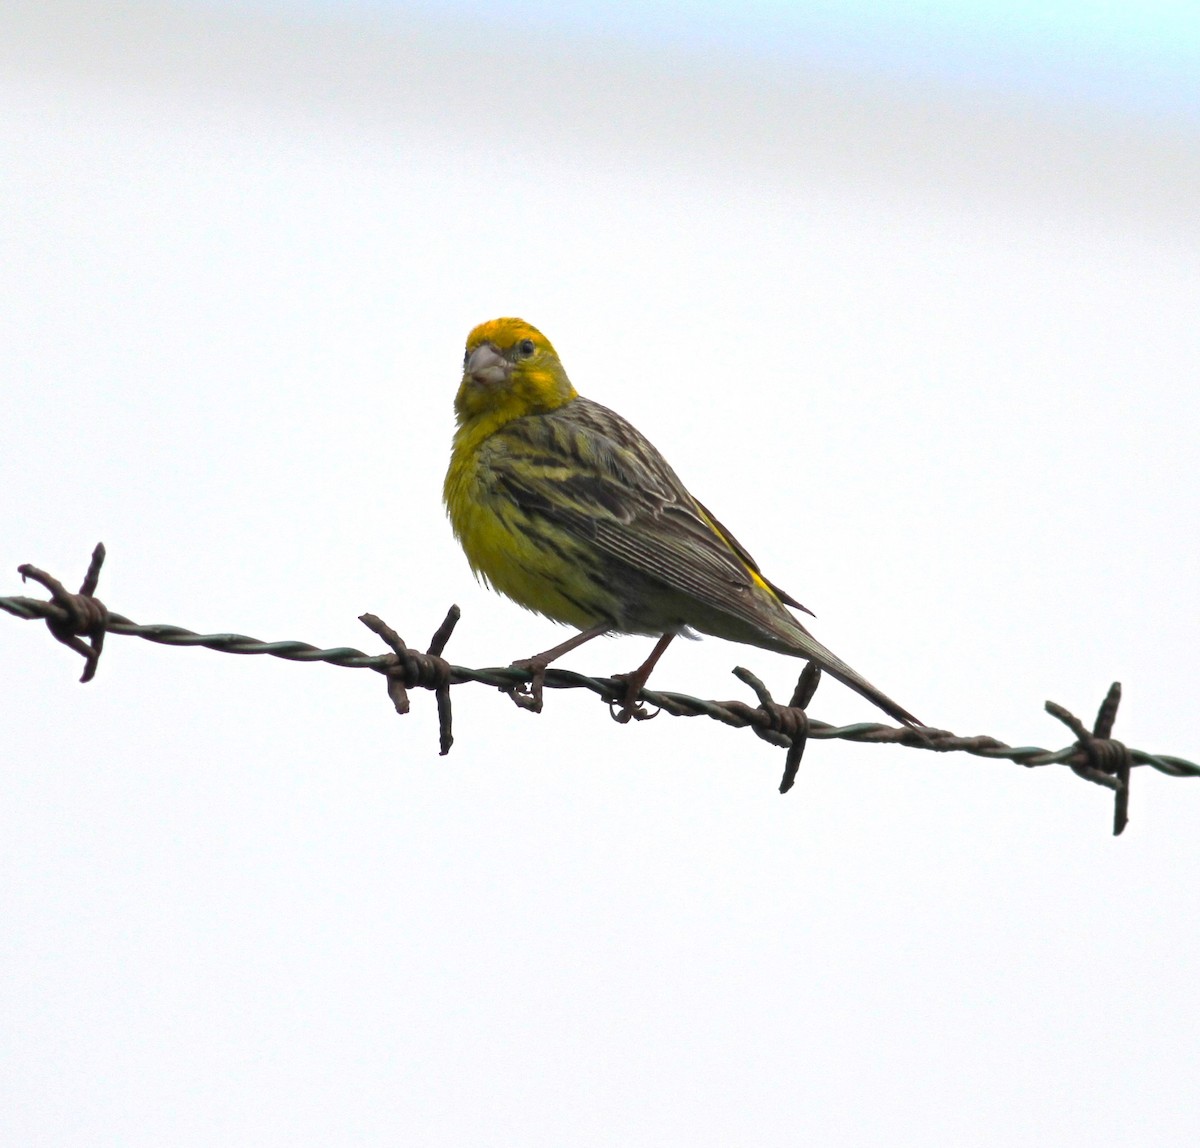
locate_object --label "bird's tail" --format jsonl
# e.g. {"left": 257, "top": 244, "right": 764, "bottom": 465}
{"left": 777, "top": 623, "right": 922, "bottom": 729}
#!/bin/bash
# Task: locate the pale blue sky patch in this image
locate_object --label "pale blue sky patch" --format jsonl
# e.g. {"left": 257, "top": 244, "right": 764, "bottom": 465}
{"left": 199, "top": 0, "right": 1200, "bottom": 124}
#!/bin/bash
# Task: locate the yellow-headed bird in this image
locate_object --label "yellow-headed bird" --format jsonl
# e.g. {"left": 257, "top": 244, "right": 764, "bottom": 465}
{"left": 444, "top": 317, "right": 921, "bottom": 726}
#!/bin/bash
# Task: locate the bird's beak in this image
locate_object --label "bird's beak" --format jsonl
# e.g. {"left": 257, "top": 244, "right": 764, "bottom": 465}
{"left": 464, "top": 343, "right": 509, "bottom": 386}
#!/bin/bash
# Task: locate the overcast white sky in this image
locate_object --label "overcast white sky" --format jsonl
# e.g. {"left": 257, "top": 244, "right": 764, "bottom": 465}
{"left": 2, "top": 2, "right": 1199, "bottom": 1145}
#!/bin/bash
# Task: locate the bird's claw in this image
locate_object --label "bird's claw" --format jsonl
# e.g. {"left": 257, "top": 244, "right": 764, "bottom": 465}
{"left": 609, "top": 674, "right": 660, "bottom": 724}
{"left": 505, "top": 658, "right": 546, "bottom": 713}
{"left": 608, "top": 699, "right": 659, "bottom": 724}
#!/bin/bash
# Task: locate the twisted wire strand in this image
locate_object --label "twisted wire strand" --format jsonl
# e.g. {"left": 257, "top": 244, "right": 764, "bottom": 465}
{"left": 3, "top": 590, "right": 1194, "bottom": 783}
{"left": 5, "top": 541, "right": 1198, "bottom": 839}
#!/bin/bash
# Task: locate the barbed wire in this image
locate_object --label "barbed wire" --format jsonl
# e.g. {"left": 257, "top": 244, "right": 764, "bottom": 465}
{"left": 4, "top": 544, "right": 1196, "bottom": 836}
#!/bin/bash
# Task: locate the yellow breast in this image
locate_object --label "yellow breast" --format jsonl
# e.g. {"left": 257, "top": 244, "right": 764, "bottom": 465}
{"left": 444, "top": 431, "right": 604, "bottom": 631}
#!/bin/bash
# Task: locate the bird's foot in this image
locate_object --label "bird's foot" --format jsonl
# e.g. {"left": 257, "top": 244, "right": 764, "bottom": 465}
{"left": 506, "top": 657, "right": 547, "bottom": 713}
{"left": 502, "top": 624, "right": 613, "bottom": 714}
{"left": 608, "top": 672, "right": 660, "bottom": 724}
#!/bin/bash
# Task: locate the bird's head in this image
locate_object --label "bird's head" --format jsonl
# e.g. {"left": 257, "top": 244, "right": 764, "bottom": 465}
{"left": 454, "top": 318, "right": 578, "bottom": 427}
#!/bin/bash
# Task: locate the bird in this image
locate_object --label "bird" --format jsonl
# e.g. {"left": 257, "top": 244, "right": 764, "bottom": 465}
{"left": 443, "top": 317, "right": 921, "bottom": 727}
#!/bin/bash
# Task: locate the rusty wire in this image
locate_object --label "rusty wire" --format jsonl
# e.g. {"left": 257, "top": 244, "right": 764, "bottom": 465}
{"left": 4, "top": 544, "right": 1197, "bottom": 836}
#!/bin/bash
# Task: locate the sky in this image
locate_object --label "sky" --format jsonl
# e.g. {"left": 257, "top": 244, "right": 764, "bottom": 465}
{"left": 214, "top": 0, "right": 1200, "bottom": 122}
{"left": 2, "top": 2, "right": 1199, "bottom": 1145}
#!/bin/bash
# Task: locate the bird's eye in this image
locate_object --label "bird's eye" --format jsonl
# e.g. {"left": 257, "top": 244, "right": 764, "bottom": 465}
{"left": 517, "top": 338, "right": 536, "bottom": 358}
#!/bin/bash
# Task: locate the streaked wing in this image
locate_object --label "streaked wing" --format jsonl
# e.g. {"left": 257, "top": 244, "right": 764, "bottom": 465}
{"left": 692, "top": 498, "right": 813, "bottom": 616}
{"left": 483, "top": 396, "right": 922, "bottom": 728}
{"left": 483, "top": 397, "right": 802, "bottom": 638}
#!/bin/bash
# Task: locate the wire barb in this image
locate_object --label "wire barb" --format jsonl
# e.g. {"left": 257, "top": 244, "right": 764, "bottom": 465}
{"left": 780, "top": 663, "right": 821, "bottom": 794}
{"left": 359, "top": 608, "right": 458, "bottom": 755}
{"left": 1045, "top": 682, "right": 1134, "bottom": 835}
{"left": 16, "top": 542, "right": 109, "bottom": 682}
{"left": 3, "top": 546, "right": 1196, "bottom": 835}
{"left": 730, "top": 665, "right": 817, "bottom": 793}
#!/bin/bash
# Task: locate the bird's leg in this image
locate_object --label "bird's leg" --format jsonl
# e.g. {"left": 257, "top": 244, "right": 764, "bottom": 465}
{"left": 611, "top": 633, "right": 675, "bottom": 724}
{"left": 509, "top": 622, "right": 611, "bottom": 713}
